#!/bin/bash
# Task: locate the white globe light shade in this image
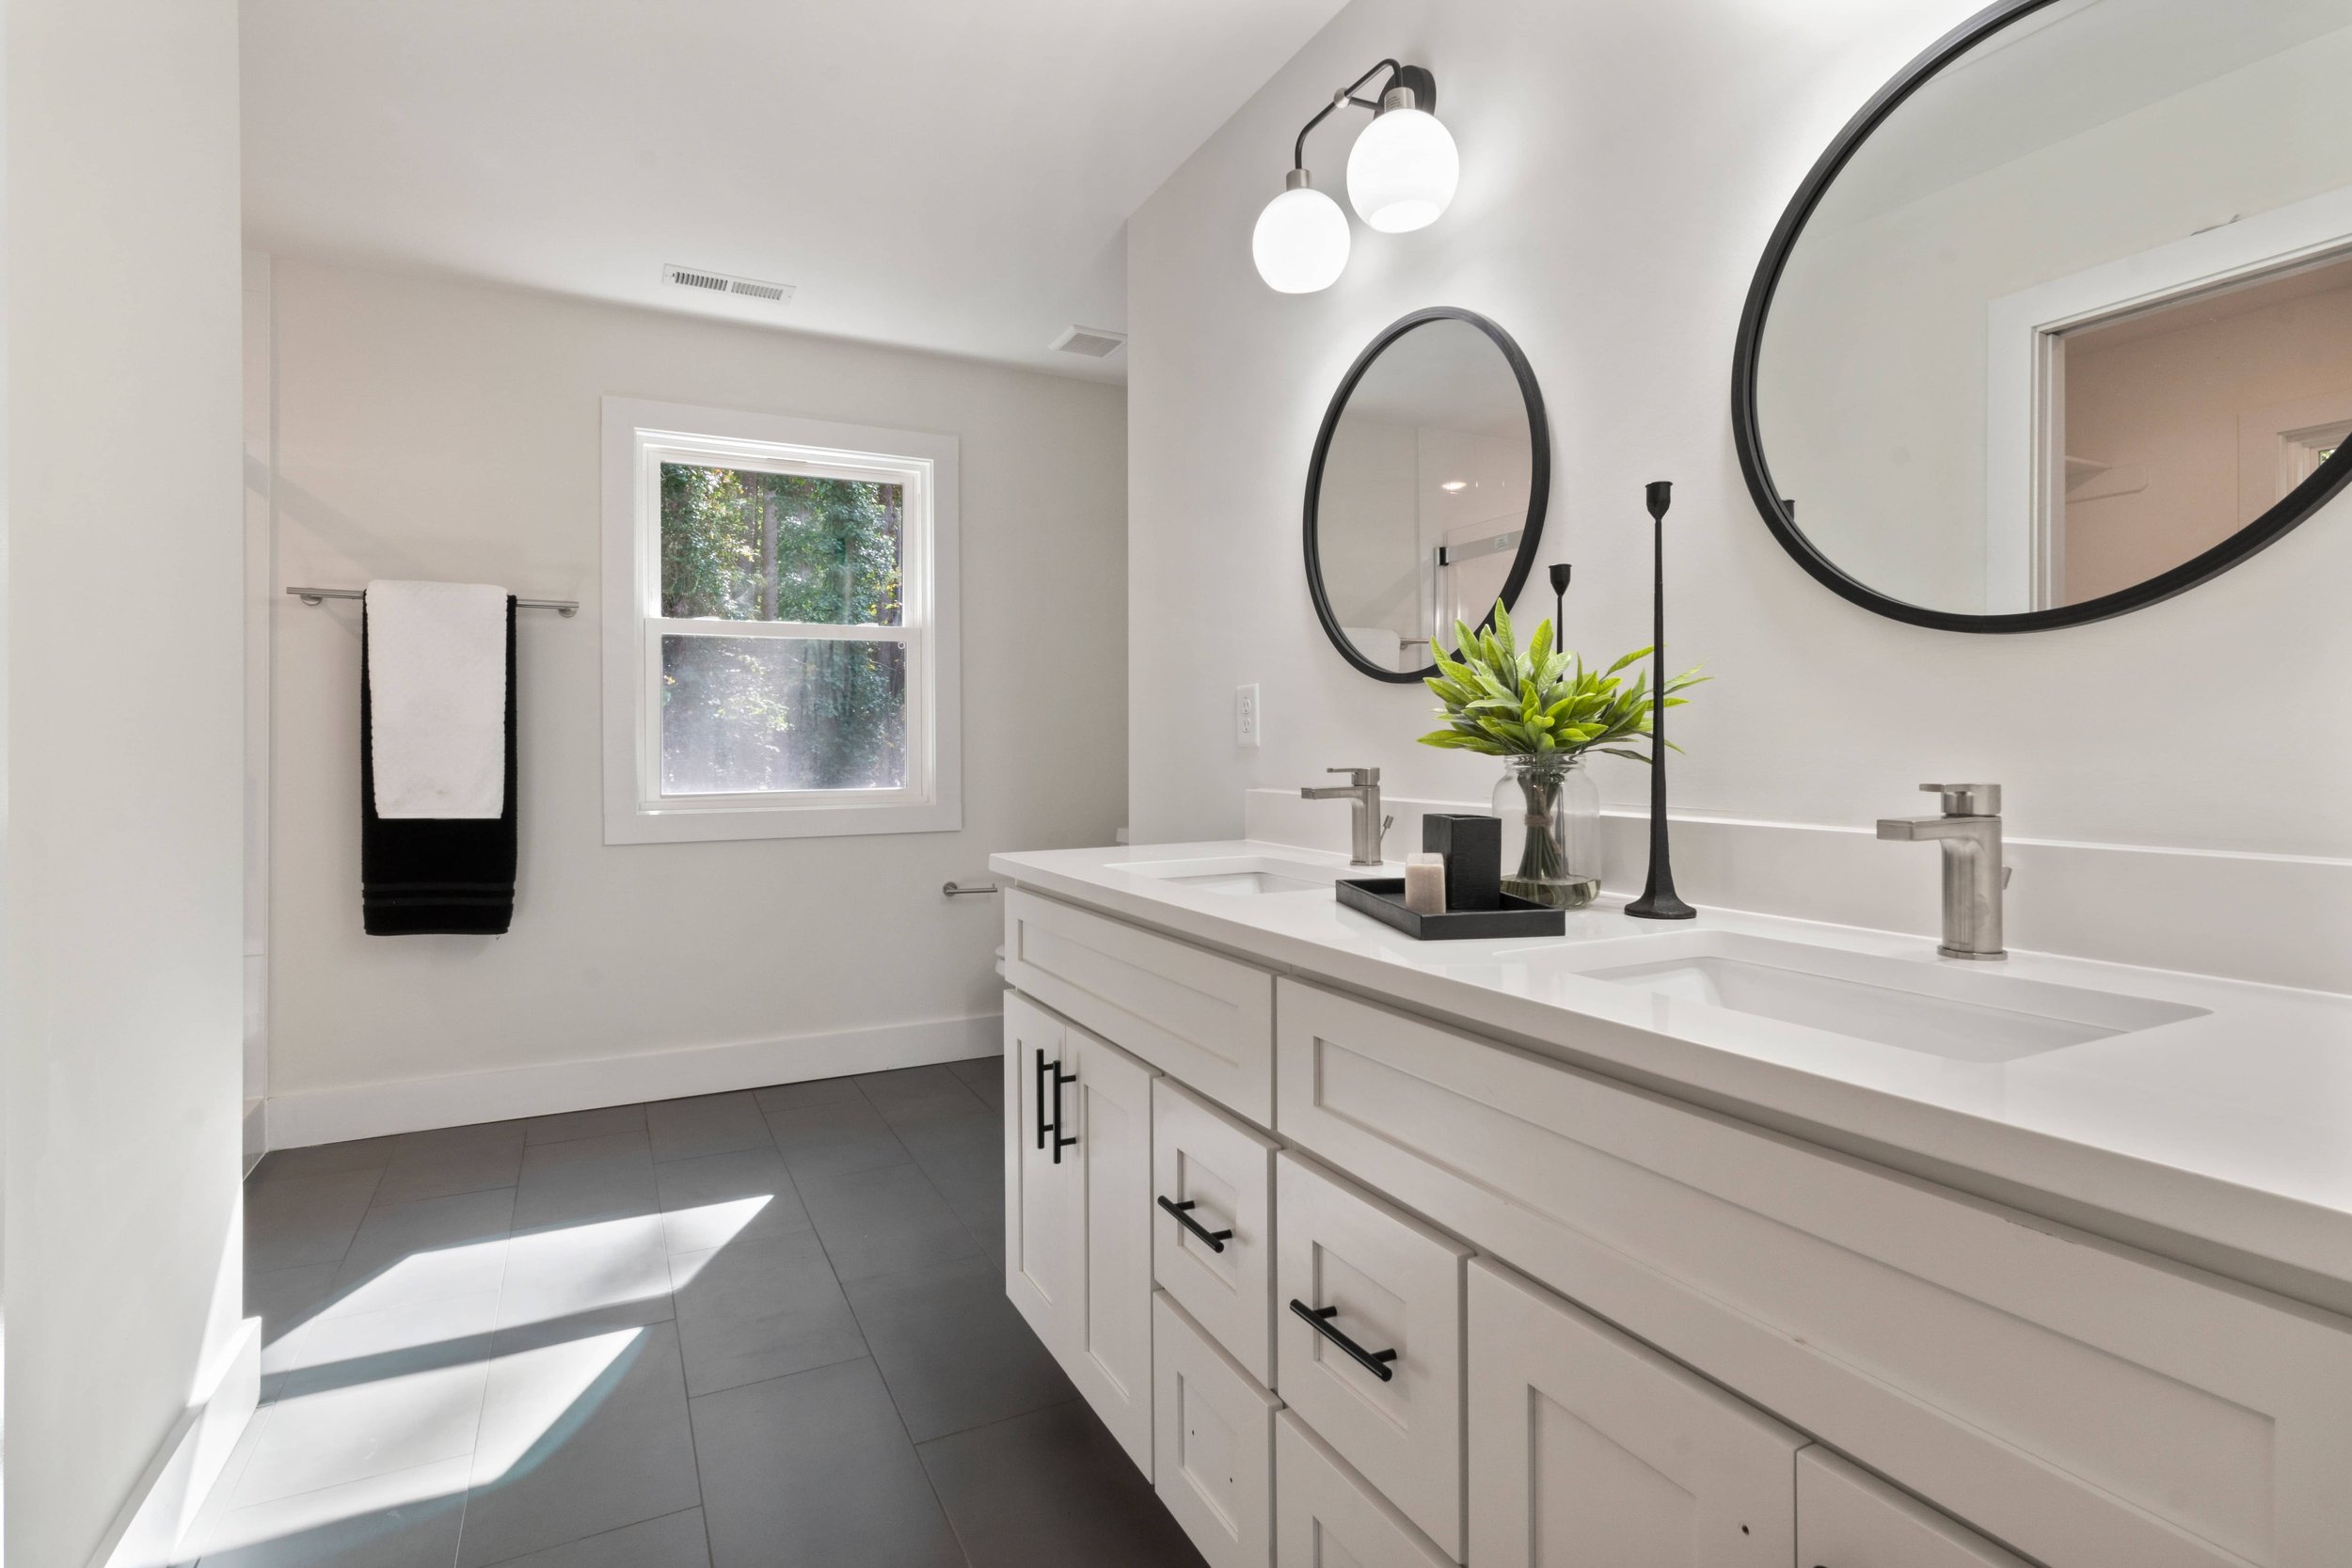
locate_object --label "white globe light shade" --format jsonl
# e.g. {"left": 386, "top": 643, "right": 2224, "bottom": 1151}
{"left": 1345, "top": 107, "right": 1459, "bottom": 233}
{"left": 1251, "top": 184, "right": 1351, "bottom": 293}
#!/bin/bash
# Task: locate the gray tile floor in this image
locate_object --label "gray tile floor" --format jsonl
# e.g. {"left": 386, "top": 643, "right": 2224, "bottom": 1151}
{"left": 203, "top": 1057, "right": 1206, "bottom": 1568}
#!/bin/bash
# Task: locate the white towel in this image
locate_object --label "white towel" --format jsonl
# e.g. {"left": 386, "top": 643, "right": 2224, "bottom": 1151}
{"left": 366, "top": 579, "right": 509, "bottom": 819}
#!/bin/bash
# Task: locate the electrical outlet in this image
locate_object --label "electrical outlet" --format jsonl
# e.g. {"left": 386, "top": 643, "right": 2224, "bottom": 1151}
{"left": 1235, "top": 683, "right": 1262, "bottom": 748}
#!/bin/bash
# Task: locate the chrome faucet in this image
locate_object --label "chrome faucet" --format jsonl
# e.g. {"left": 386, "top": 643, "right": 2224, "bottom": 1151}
{"left": 1876, "top": 783, "right": 2009, "bottom": 960}
{"left": 1301, "top": 767, "right": 1392, "bottom": 867}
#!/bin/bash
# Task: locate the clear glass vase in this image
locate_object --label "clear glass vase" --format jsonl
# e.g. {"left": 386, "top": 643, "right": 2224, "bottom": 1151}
{"left": 1491, "top": 754, "right": 1602, "bottom": 909}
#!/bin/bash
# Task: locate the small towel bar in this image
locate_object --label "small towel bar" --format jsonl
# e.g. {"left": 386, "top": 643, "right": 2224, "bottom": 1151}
{"left": 288, "top": 586, "right": 580, "bottom": 617}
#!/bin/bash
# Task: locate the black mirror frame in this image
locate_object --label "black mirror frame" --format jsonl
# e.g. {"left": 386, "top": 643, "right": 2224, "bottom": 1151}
{"left": 1305, "top": 307, "right": 1551, "bottom": 682}
{"left": 1730, "top": 0, "right": 2352, "bottom": 635}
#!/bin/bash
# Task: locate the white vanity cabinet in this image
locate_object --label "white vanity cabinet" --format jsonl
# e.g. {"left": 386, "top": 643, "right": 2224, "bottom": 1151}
{"left": 998, "top": 885, "right": 2352, "bottom": 1568}
{"left": 1468, "top": 1258, "right": 1800, "bottom": 1566}
{"left": 1000, "top": 990, "right": 1158, "bottom": 1473}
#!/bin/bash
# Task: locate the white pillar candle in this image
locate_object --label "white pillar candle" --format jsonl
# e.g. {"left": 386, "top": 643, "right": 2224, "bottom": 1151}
{"left": 1404, "top": 851, "right": 1447, "bottom": 914}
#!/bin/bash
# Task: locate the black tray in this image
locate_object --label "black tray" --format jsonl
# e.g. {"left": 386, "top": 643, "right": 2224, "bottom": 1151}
{"left": 1335, "top": 878, "right": 1566, "bottom": 941}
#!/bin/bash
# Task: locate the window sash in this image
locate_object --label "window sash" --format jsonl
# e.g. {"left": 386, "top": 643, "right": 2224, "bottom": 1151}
{"left": 634, "top": 432, "right": 936, "bottom": 816}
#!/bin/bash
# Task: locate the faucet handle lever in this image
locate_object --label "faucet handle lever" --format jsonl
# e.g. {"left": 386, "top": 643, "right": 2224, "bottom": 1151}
{"left": 1919, "top": 782, "right": 2000, "bottom": 816}
{"left": 1327, "top": 766, "right": 1380, "bottom": 785}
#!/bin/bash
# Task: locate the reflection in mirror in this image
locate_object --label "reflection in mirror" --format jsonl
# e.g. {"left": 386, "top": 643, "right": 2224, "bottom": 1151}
{"left": 1311, "top": 314, "right": 1542, "bottom": 677}
{"left": 1749, "top": 0, "right": 2352, "bottom": 626}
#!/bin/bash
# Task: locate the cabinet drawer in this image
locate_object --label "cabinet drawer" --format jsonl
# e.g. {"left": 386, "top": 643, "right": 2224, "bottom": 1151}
{"left": 1154, "top": 1291, "right": 1279, "bottom": 1568}
{"left": 1275, "top": 1411, "right": 1454, "bottom": 1568}
{"left": 1005, "top": 888, "right": 1275, "bottom": 1123}
{"left": 1154, "top": 1078, "right": 1279, "bottom": 1386}
{"left": 1799, "top": 1449, "right": 2029, "bottom": 1568}
{"left": 1469, "top": 1259, "right": 1800, "bottom": 1567}
{"left": 1274, "top": 1152, "right": 1469, "bottom": 1560}
{"left": 1278, "top": 975, "right": 2352, "bottom": 1568}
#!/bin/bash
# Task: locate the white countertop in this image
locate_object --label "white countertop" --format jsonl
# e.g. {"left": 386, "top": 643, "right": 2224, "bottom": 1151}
{"left": 992, "top": 839, "right": 2352, "bottom": 1304}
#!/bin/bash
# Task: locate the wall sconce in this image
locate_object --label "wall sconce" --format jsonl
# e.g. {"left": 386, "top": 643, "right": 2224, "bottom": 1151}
{"left": 1252, "top": 60, "right": 1459, "bottom": 294}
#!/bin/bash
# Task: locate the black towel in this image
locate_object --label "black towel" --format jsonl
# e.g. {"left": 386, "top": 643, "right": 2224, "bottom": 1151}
{"left": 359, "top": 596, "right": 518, "bottom": 935}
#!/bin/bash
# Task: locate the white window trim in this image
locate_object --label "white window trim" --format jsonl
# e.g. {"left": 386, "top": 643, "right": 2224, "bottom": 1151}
{"left": 1984, "top": 181, "right": 2352, "bottom": 613}
{"left": 600, "top": 397, "right": 961, "bottom": 844}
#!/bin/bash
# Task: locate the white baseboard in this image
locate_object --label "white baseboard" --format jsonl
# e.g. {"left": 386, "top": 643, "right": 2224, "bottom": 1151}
{"left": 265, "top": 1013, "right": 1002, "bottom": 1148}
{"left": 1248, "top": 788, "right": 2352, "bottom": 995}
{"left": 88, "top": 1317, "right": 262, "bottom": 1568}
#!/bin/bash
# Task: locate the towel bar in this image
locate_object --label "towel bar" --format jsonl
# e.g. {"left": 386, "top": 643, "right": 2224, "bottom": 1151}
{"left": 288, "top": 586, "right": 580, "bottom": 617}
{"left": 943, "top": 880, "right": 1001, "bottom": 897}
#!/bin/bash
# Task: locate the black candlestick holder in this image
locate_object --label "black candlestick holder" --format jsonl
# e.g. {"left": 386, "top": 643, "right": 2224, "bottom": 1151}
{"left": 1548, "top": 562, "right": 1572, "bottom": 655}
{"left": 1626, "top": 481, "right": 1694, "bottom": 921}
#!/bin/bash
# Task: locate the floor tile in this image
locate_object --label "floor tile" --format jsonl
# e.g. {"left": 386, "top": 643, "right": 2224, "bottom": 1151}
{"left": 246, "top": 1262, "right": 342, "bottom": 1403}
{"left": 921, "top": 1402, "right": 1207, "bottom": 1568}
{"left": 961, "top": 1072, "right": 1005, "bottom": 1114}
{"left": 375, "top": 1122, "right": 527, "bottom": 1206}
{"left": 896, "top": 1115, "right": 1003, "bottom": 1251}
{"left": 944, "top": 1053, "right": 1000, "bottom": 1090}
{"left": 511, "top": 1130, "right": 658, "bottom": 1230}
{"left": 230, "top": 1356, "right": 488, "bottom": 1508}
{"left": 276, "top": 1288, "right": 501, "bottom": 1401}
{"left": 866, "top": 1082, "right": 990, "bottom": 1133}
{"left": 478, "top": 1509, "right": 708, "bottom": 1568}
{"left": 458, "top": 1320, "right": 702, "bottom": 1567}
{"left": 670, "top": 1229, "right": 866, "bottom": 1397}
{"left": 524, "top": 1104, "right": 646, "bottom": 1148}
{"left": 854, "top": 1064, "right": 972, "bottom": 1107}
{"left": 691, "top": 1357, "right": 964, "bottom": 1568}
{"left": 497, "top": 1213, "right": 673, "bottom": 1338}
{"left": 752, "top": 1075, "right": 865, "bottom": 1113}
{"left": 333, "top": 1186, "right": 515, "bottom": 1307}
{"left": 798, "top": 1162, "right": 980, "bottom": 1284}
{"left": 249, "top": 1136, "right": 400, "bottom": 1184}
{"left": 246, "top": 1169, "right": 383, "bottom": 1274}
{"left": 845, "top": 1252, "right": 1074, "bottom": 1443}
{"left": 644, "top": 1091, "right": 771, "bottom": 1163}
{"left": 654, "top": 1146, "right": 812, "bottom": 1255}
{"left": 764, "top": 1097, "right": 911, "bottom": 1182}
{"left": 193, "top": 1456, "right": 471, "bottom": 1568}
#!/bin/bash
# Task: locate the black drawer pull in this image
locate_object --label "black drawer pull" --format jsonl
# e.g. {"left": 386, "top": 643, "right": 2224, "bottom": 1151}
{"left": 1050, "top": 1061, "right": 1078, "bottom": 1164}
{"left": 1157, "top": 1196, "right": 1233, "bottom": 1252}
{"left": 1289, "top": 1299, "right": 1397, "bottom": 1383}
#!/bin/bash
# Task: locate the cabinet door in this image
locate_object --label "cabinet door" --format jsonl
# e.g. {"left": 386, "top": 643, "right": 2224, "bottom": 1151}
{"left": 1153, "top": 1078, "right": 1279, "bottom": 1386}
{"left": 1155, "top": 1291, "right": 1279, "bottom": 1568}
{"left": 1798, "top": 1449, "right": 2029, "bottom": 1568}
{"left": 1064, "top": 1023, "right": 1159, "bottom": 1473}
{"left": 1004, "top": 991, "right": 1077, "bottom": 1354}
{"left": 1469, "top": 1259, "right": 1800, "bottom": 1567}
{"left": 1275, "top": 1412, "right": 1453, "bottom": 1568}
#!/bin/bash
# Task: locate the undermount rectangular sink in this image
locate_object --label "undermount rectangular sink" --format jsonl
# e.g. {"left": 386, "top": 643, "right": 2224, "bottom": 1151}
{"left": 1120, "top": 854, "right": 1342, "bottom": 896}
{"left": 1513, "top": 932, "right": 2206, "bottom": 1062}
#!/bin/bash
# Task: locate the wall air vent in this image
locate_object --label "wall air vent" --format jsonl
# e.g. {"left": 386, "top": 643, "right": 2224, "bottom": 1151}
{"left": 662, "top": 264, "right": 796, "bottom": 305}
{"left": 1051, "top": 325, "right": 1127, "bottom": 358}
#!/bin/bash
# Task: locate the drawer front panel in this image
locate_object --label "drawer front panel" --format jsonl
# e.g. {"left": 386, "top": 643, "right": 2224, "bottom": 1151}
{"left": 1798, "top": 1448, "right": 2030, "bottom": 1568}
{"left": 1006, "top": 889, "right": 1275, "bottom": 1122}
{"left": 1275, "top": 1412, "right": 1454, "bottom": 1568}
{"left": 1469, "top": 1259, "right": 1799, "bottom": 1568}
{"left": 1277, "top": 976, "right": 2352, "bottom": 1568}
{"left": 1275, "top": 1152, "right": 1470, "bottom": 1560}
{"left": 1155, "top": 1078, "right": 1280, "bottom": 1385}
{"left": 1154, "top": 1291, "right": 1280, "bottom": 1568}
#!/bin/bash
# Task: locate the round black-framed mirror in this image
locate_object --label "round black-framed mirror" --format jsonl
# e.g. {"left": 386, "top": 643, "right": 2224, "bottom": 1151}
{"left": 1732, "top": 0, "right": 2352, "bottom": 634}
{"left": 1306, "top": 307, "right": 1550, "bottom": 682}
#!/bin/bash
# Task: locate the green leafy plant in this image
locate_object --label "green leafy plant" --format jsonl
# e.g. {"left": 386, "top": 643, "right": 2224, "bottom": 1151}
{"left": 1417, "top": 600, "right": 1703, "bottom": 762}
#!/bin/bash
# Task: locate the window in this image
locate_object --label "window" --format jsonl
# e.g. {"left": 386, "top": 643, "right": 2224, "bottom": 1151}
{"left": 602, "top": 399, "right": 959, "bottom": 842}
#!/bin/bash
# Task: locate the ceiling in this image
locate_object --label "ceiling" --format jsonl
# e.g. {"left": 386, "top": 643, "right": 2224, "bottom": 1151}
{"left": 240, "top": 0, "right": 1352, "bottom": 383}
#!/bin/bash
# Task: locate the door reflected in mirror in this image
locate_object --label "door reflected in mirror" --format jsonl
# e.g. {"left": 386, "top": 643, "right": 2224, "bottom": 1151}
{"left": 1743, "top": 0, "right": 2352, "bottom": 629}
{"left": 1308, "top": 310, "right": 1548, "bottom": 680}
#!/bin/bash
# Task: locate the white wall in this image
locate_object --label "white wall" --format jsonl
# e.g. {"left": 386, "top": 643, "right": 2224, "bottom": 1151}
{"left": 263, "top": 259, "right": 1126, "bottom": 1132}
{"left": 1127, "top": 0, "right": 2352, "bottom": 980}
{"left": 4, "top": 1, "right": 250, "bottom": 1561}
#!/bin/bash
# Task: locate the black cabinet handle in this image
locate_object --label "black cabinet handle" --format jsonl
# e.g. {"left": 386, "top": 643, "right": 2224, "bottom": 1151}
{"left": 1032, "top": 1052, "right": 1053, "bottom": 1151}
{"left": 1050, "top": 1061, "right": 1078, "bottom": 1164}
{"left": 1157, "top": 1196, "right": 1233, "bottom": 1252}
{"left": 1289, "top": 1299, "right": 1398, "bottom": 1383}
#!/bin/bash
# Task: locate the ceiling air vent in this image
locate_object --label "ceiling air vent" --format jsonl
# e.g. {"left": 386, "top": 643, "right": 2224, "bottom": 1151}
{"left": 662, "top": 264, "right": 796, "bottom": 305}
{"left": 1051, "top": 325, "right": 1126, "bottom": 358}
